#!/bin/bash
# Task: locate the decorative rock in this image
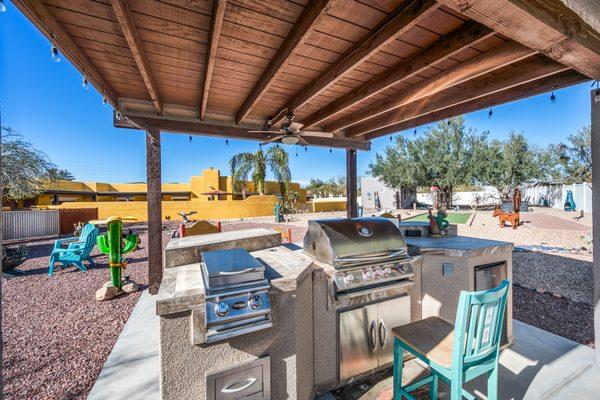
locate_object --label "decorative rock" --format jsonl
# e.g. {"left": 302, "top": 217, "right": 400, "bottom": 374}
{"left": 121, "top": 281, "right": 139, "bottom": 294}
{"left": 96, "top": 285, "right": 120, "bottom": 301}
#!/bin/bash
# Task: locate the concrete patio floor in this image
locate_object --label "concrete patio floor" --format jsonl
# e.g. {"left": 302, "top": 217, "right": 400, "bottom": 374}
{"left": 88, "top": 291, "right": 599, "bottom": 400}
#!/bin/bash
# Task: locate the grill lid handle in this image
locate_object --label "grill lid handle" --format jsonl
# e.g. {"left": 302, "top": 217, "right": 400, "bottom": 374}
{"left": 218, "top": 267, "right": 256, "bottom": 276}
{"left": 333, "top": 250, "right": 407, "bottom": 264}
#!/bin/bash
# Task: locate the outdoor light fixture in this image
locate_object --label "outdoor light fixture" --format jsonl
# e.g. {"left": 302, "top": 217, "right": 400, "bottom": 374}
{"left": 50, "top": 43, "right": 60, "bottom": 62}
{"left": 82, "top": 75, "right": 89, "bottom": 90}
{"left": 550, "top": 90, "right": 557, "bottom": 103}
{"left": 488, "top": 107, "right": 493, "bottom": 119}
{"left": 0, "top": 0, "right": 7, "bottom": 13}
{"left": 281, "top": 135, "right": 299, "bottom": 145}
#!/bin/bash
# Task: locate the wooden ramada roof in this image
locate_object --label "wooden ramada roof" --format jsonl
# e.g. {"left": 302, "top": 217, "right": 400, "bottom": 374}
{"left": 14, "top": 0, "right": 600, "bottom": 150}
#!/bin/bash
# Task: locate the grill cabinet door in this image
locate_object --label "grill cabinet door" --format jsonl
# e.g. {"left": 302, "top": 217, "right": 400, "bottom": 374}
{"left": 339, "top": 304, "right": 378, "bottom": 380}
{"left": 376, "top": 295, "right": 411, "bottom": 367}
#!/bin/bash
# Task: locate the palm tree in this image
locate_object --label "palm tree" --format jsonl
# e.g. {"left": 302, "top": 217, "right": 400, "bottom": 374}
{"left": 229, "top": 146, "right": 291, "bottom": 199}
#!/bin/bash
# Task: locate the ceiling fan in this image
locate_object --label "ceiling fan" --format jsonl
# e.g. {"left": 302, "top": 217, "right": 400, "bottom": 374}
{"left": 249, "top": 112, "right": 333, "bottom": 146}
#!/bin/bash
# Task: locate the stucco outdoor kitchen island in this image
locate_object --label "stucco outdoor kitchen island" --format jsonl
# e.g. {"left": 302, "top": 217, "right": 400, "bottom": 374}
{"left": 155, "top": 221, "right": 514, "bottom": 400}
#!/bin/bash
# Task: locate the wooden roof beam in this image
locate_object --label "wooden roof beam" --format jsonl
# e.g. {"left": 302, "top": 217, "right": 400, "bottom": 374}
{"left": 324, "top": 41, "right": 536, "bottom": 132}
{"left": 13, "top": 0, "right": 118, "bottom": 107}
{"left": 364, "top": 70, "right": 589, "bottom": 140}
{"left": 274, "top": 0, "right": 440, "bottom": 125}
{"left": 300, "top": 21, "right": 494, "bottom": 129}
{"left": 116, "top": 115, "right": 371, "bottom": 151}
{"left": 437, "top": 0, "right": 600, "bottom": 80}
{"left": 200, "top": 0, "right": 227, "bottom": 120}
{"left": 347, "top": 57, "right": 570, "bottom": 136}
{"left": 235, "top": 0, "right": 337, "bottom": 124}
{"left": 111, "top": 0, "right": 163, "bottom": 114}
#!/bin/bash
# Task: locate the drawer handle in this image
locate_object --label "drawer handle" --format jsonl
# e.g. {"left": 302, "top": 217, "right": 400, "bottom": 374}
{"left": 221, "top": 377, "right": 257, "bottom": 393}
{"left": 219, "top": 268, "right": 255, "bottom": 276}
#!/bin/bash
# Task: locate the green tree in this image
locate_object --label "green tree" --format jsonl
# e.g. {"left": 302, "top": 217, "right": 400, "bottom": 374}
{"left": 1, "top": 126, "right": 55, "bottom": 200}
{"left": 306, "top": 176, "right": 346, "bottom": 197}
{"left": 46, "top": 167, "right": 76, "bottom": 181}
{"left": 369, "top": 117, "right": 473, "bottom": 208}
{"left": 229, "top": 146, "right": 291, "bottom": 199}
{"left": 552, "top": 125, "right": 592, "bottom": 183}
{"left": 470, "top": 131, "right": 553, "bottom": 201}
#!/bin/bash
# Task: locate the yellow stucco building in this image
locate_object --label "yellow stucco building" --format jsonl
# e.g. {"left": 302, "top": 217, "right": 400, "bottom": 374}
{"left": 8, "top": 168, "right": 307, "bottom": 221}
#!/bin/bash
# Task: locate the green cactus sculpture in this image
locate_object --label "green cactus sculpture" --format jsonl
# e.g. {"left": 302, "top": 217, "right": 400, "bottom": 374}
{"left": 97, "top": 216, "right": 139, "bottom": 288}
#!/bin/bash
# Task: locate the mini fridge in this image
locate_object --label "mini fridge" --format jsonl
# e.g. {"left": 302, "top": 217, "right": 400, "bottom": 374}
{"left": 475, "top": 261, "right": 508, "bottom": 346}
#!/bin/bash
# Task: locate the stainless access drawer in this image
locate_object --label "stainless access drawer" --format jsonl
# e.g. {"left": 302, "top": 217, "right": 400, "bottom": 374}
{"left": 207, "top": 357, "right": 270, "bottom": 400}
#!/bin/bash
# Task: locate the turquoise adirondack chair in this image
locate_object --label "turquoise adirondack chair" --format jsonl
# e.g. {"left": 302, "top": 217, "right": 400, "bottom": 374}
{"left": 48, "top": 225, "right": 99, "bottom": 276}
{"left": 392, "top": 280, "right": 509, "bottom": 400}
{"left": 53, "top": 223, "right": 96, "bottom": 250}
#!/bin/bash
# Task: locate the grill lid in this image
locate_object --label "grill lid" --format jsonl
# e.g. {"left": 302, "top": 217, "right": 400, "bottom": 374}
{"left": 201, "top": 248, "right": 265, "bottom": 289}
{"left": 303, "top": 217, "right": 407, "bottom": 266}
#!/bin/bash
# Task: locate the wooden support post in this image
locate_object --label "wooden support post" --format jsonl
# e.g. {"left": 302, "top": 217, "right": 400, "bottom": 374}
{"left": 592, "top": 88, "right": 600, "bottom": 363}
{"left": 346, "top": 149, "right": 358, "bottom": 218}
{"left": 146, "top": 127, "right": 163, "bottom": 294}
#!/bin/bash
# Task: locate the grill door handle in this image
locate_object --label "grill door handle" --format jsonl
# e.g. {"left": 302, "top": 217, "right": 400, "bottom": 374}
{"left": 221, "top": 377, "right": 257, "bottom": 393}
{"left": 369, "top": 320, "right": 377, "bottom": 351}
{"left": 379, "top": 319, "right": 388, "bottom": 348}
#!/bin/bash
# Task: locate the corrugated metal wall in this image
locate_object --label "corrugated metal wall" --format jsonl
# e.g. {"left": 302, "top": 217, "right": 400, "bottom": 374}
{"left": 2, "top": 210, "right": 60, "bottom": 240}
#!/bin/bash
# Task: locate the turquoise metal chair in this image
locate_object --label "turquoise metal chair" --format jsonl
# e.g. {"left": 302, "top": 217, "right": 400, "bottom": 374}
{"left": 48, "top": 225, "right": 99, "bottom": 276}
{"left": 52, "top": 223, "right": 96, "bottom": 250}
{"left": 392, "top": 280, "right": 509, "bottom": 400}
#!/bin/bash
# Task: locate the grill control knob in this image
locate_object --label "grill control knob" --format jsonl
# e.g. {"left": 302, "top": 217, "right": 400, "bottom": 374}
{"left": 248, "top": 295, "right": 262, "bottom": 310}
{"left": 373, "top": 268, "right": 383, "bottom": 278}
{"left": 383, "top": 267, "right": 392, "bottom": 276}
{"left": 344, "top": 273, "right": 355, "bottom": 284}
{"left": 363, "top": 268, "right": 374, "bottom": 281}
{"left": 398, "top": 264, "right": 408, "bottom": 273}
{"left": 215, "top": 301, "right": 230, "bottom": 317}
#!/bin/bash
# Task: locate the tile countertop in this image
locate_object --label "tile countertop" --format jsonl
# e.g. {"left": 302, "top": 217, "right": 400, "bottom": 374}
{"left": 405, "top": 235, "right": 513, "bottom": 258}
{"left": 156, "top": 244, "right": 317, "bottom": 316}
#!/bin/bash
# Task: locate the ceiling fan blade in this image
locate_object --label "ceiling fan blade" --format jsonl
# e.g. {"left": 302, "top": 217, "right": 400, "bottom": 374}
{"left": 288, "top": 122, "right": 304, "bottom": 133}
{"left": 301, "top": 130, "right": 334, "bottom": 138}
{"left": 248, "top": 130, "right": 275, "bottom": 134}
{"left": 261, "top": 135, "right": 285, "bottom": 144}
{"left": 296, "top": 135, "right": 310, "bottom": 146}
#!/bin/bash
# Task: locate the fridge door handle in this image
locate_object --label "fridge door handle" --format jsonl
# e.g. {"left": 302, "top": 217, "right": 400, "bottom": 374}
{"left": 369, "top": 320, "right": 377, "bottom": 351}
{"left": 379, "top": 319, "right": 388, "bottom": 348}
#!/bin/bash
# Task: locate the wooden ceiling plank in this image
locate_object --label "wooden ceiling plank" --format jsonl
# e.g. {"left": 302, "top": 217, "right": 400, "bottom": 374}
{"left": 324, "top": 40, "right": 536, "bottom": 132}
{"left": 200, "top": 0, "right": 227, "bottom": 120}
{"left": 365, "top": 70, "right": 590, "bottom": 139}
{"left": 118, "top": 115, "right": 371, "bottom": 150}
{"left": 12, "top": 0, "right": 118, "bottom": 107}
{"left": 275, "top": 0, "right": 440, "bottom": 125}
{"left": 235, "top": 0, "right": 337, "bottom": 124}
{"left": 347, "top": 57, "right": 570, "bottom": 136}
{"left": 111, "top": 0, "right": 163, "bottom": 114}
{"left": 300, "top": 20, "right": 494, "bottom": 128}
{"left": 437, "top": 0, "right": 600, "bottom": 80}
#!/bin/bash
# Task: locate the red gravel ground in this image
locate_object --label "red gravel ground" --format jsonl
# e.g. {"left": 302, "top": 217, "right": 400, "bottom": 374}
{"left": 2, "top": 220, "right": 594, "bottom": 399}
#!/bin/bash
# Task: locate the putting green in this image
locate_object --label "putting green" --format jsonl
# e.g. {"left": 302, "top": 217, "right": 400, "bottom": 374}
{"left": 404, "top": 212, "right": 472, "bottom": 224}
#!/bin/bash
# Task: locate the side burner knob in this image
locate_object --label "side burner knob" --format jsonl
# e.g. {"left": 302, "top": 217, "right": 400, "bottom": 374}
{"left": 383, "top": 267, "right": 392, "bottom": 275}
{"left": 215, "top": 301, "right": 230, "bottom": 317}
{"left": 344, "top": 273, "right": 355, "bottom": 284}
{"left": 248, "top": 294, "right": 262, "bottom": 310}
{"left": 363, "top": 269, "right": 374, "bottom": 281}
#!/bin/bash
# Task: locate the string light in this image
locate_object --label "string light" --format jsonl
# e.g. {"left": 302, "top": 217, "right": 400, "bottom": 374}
{"left": 488, "top": 107, "right": 493, "bottom": 119}
{"left": 0, "top": 0, "right": 7, "bottom": 13}
{"left": 225, "top": 139, "right": 229, "bottom": 146}
{"left": 413, "top": 128, "right": 417, "bottom": 135}
{"left": 304, "top": 146, "right": 307, "bottom": 152}
{"left": 259, "top": 142, "right": 262, "bottom": 149}
{"left": 82, "top": 75, "right": 89, "bottom": 90}
{"left": 189, "top": 134, "right": 192, "bottom": 143}
{"left": 295, "top": 147, "right": 298, "bottom": 157}
{"left": 447, "top": 119, "right": 451, "bottom": 126}
{"left": 115, "top": 111, "right": 123, "bottom": 121}
{"left": 102, "top": 97, "right": 108, "bottom": 107}
{"left": 329, "top": 149, "right": 332, "bottom": 154}
{"left": 389, "top": 135, "right": 393, "bottom": 142}
{"left": 50, "top": 36, "right": 60, "bottom": 63}
{"left": 550, "top": 90, "right": 556, "bottom": 103}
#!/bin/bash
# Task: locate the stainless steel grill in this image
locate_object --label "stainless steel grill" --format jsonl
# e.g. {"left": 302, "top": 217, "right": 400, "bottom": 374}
{"left": 201, "top": 248, "right": 273, "bottom": 343}
{"left": 302, "top": 217, "right": 418, "bottom": 381}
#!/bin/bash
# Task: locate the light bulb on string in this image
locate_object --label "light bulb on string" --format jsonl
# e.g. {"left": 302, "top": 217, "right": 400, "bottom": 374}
{"left": 304, "top": 146, "right": 307, "bottom": 152}
{"left": 188, "top": 135, "right": 192, "bottom": 143}
{"left": 329, "top": 149, "right": 332, "bottom": 154}
{"left": 413, "top": 128, "right": 417, "bottom": 136}
{"left": 115, "top": 111, "right": 123, "bottom": 121}
{"left": 389, "top": 135, "right": 393, "bottom": 142}
{"left": 550, "top": 90, "right": 556, "bottom": 103}
{"left": 102, "top": 97, "right": 108, "bottom": 107}
{"left": 0, "top": 0, "right": 7, "bottom": 13}
{"left": 295, "top": 147, "right": 298, "bottom": 157}
{"left": 50, "top": 37, "right": 60, "bottom": 62}
{"left": 225, "top": 139, "right": 229, "bottom": 146}
{"left": 488, "top": 107, "right": 493, "bottom": 119}
{"left": 82, "top": 75, "right": 89, "bottom": 90}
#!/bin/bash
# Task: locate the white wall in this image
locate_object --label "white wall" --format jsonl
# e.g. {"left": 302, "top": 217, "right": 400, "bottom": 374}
{"left": 416, "top": 186, "right": 500, "bottom": 207}
{"left": 522, "top": 183, "right": 562, "bottom": 208}
{"left": 560, "top": 183, "right": 593, "bottom": 212}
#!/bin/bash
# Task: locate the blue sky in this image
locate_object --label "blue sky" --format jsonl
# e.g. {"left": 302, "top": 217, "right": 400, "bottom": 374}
{"left": 0, "top": 1, "right": 594, "bottom": 187}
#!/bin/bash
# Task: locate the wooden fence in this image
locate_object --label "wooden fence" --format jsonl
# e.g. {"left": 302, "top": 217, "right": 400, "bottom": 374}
{"left": 59, "top": 208, "right": 98, "bottom": 235}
